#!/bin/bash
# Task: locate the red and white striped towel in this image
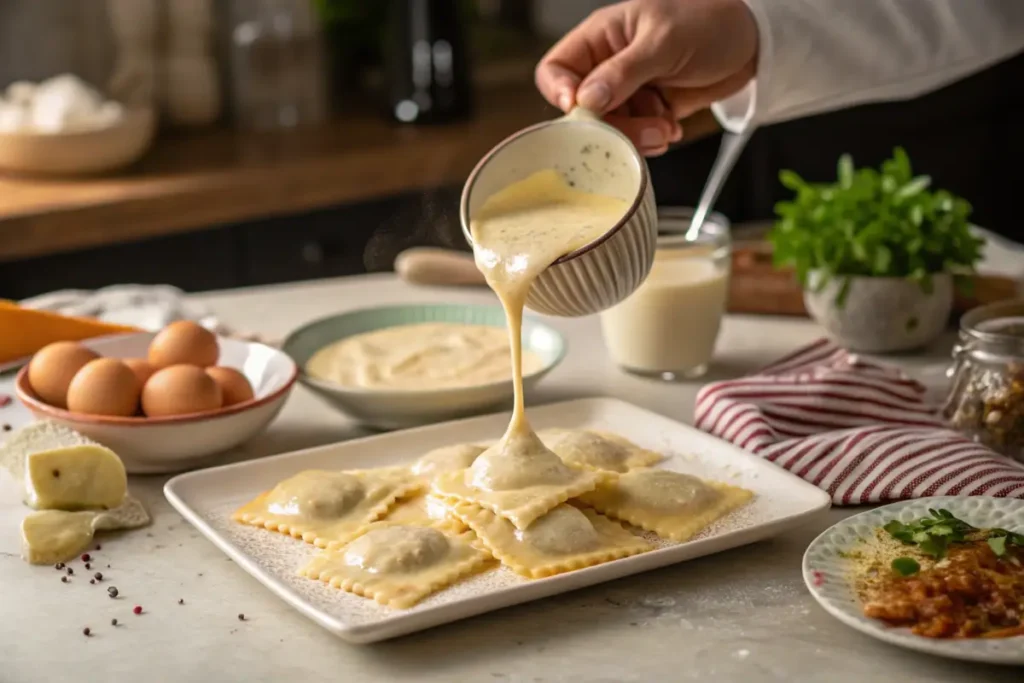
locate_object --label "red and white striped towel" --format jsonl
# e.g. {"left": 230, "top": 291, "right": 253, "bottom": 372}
{"left": 694, "top": 339, "right": 1024, "bottom": 505}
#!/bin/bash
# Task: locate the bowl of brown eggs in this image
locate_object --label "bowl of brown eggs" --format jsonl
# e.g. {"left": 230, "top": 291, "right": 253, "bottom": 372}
{"left": 14, "top": 321, "right": 298, "bottom": 473}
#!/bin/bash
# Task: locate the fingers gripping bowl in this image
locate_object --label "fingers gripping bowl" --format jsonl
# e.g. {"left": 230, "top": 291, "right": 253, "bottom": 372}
{"left": 461, "top": 108, "right": 658, "bottom": 317}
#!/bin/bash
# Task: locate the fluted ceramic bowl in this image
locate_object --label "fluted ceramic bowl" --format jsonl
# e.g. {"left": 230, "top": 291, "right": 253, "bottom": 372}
{"left": 461, "top": 108, "right": 658, "bottom": 317}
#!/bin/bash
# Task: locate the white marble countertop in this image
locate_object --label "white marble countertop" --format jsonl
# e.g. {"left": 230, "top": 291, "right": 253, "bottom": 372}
{"left": 1, "top": 274, "right": 1018, "bottom": 683}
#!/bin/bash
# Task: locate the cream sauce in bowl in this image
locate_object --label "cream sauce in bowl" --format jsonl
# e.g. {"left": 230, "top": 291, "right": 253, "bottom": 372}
{"left": 304, "top": 323, "right": 545, "bottom": 391}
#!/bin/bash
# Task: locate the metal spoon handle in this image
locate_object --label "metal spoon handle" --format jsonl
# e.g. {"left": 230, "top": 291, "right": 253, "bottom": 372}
{"left": 685, "top": 128, "right": 755, "bottom": 241}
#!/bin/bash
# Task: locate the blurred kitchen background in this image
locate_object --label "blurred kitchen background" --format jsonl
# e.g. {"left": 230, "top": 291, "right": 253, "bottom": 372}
{"left": 1, "top": 0, "right": 1021, "bottom": 300}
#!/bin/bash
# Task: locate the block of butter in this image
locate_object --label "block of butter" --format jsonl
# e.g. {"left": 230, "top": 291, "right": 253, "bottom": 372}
{"left": 21, "top": 496, "right": 150, "bottom": 565}
{"left": 0, "top": 299, "right": 137, "bottom": 364}
{"left": 0, "top": 421, "right": 127, "bottom": 510}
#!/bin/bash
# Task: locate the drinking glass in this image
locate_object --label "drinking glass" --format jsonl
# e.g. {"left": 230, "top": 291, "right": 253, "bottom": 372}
{"left": 599, "top": 207, "right": 731, "bottom": 380}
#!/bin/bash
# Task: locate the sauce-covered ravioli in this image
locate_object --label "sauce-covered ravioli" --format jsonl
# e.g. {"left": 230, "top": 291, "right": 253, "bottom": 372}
{"left": 432, "top": 431, "right": 598, "bottom": 530}
{"left": 520, "top": 505, "right": 601, "bottom": 555}
{"left": 233, "top": 467, "right": 420, "bottom": 548}
{"left": 469, "top": 444, "right": 577, "bottom": 491}
{"left": 344, "top": 526, "right": 450, "bottom": 574}
{"left": 451, "top": 502, "right": 650, "bottom": 578}
{"left": 618, "top": 470, "right": 714, "bottom": 513}
{"left": 411, "top": 443, "right": 487, "bottom": 479}
{"left": 379, "top": 493, "right": 466, "bottom": 534}
{"left": 265, "top": 471, "right": 364, "bottom": 518}
{"left": 299, "top": 524, "right": 492, "bottom": 609}
{"left": 542, "top": 429, "right": 663, "bottom": 473}
{"left": 579, "top": 469, "right": 753, "bottom": 542}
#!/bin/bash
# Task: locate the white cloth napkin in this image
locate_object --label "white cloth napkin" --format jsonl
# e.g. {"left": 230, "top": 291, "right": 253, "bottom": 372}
{"left": 19, "top": 284, "right": 220, "bottom": 331}
{"left": 695, "top": 339, "right": 1024, "bottom": 505}
{"left": 17, "top": 284, "right": 276, "bottom": 346}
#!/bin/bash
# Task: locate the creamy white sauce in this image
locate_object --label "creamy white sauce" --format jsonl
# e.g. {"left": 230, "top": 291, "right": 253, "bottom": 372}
{"left": 469, "top": 168, "right": 627, "bottom": 468}
{"left": 305, "top": 322, "right": 544, "bottom": 390}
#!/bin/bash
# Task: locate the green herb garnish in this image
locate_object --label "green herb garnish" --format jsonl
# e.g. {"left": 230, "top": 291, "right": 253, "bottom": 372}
{"left": 882, "top": 508, "right": 1024, "bottom": 560}
{"left": 769, "top": 148, "right": 983, "bottom": 307}
{"left": 988, "top": 536, "right": 1008, "bottom": 557}
{"left": 891, "top": 557, "right": 921, "bottom": 576}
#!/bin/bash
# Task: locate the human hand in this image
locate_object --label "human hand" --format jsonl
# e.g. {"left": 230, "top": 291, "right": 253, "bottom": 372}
{"left": 535, "top": 0, "right": 758, "bottom": 156}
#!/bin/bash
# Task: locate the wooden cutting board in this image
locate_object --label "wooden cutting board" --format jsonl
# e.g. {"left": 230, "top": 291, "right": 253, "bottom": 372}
{"left": 728, "top": 222, "right": 1019, "bottom": 316}
{"left": 729, "top": 244, "right": 1019, "bottom": 317}
{"left": 394, "top": 238, "right": 1020, "bottom": 317}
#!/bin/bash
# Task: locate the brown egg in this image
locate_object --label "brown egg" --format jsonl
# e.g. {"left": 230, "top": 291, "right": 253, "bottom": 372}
{"left": 147, "top": 321, "right": 219, "bottom": 369}
{"left": 27, "top": 342, "right": 100, "bottom": 408}
{"left": 123, "top": 358, "right": 157, "bottom": 388}
{"left": 205, "top": 366, "right": 255, "bottom": 407}
{"left": 66, "top": 358, "right": 140, "bottom": 417}
{"left": 142, "top": 364, "right": 223, "bottom": 417}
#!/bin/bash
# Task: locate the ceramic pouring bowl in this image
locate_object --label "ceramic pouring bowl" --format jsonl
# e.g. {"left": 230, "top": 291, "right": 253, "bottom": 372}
{"left": 460, "top": 107, "right": 658, "bottom": 317}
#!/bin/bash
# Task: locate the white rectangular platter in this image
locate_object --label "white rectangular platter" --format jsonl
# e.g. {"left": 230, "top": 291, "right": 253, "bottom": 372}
{"left": 164, "top": 397, "right": 832, "bottom": 644}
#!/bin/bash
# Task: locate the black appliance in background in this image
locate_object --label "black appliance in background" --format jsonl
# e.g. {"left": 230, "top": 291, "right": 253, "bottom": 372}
{"left": 385, "top": 0, "right": 473, "bottom": 124}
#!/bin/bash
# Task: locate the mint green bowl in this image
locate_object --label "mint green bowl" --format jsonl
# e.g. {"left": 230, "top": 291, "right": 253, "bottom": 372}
{"left": 282, "top": 304, "right": 567, "bottom": 429}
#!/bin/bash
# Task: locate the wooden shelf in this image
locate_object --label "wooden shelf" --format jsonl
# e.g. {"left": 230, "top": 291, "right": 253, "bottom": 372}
{"left": 0, "top": 87, "right": 720, "bottom": 263}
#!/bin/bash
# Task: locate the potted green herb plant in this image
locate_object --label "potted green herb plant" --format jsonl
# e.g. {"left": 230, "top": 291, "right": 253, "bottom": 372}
{"left": 770, "top": 147, "right": 984, "bottom": 353}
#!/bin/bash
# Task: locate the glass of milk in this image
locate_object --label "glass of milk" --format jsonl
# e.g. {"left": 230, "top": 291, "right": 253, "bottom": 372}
{"left": 599, "top": 208, "right": 730, "bottom": 380}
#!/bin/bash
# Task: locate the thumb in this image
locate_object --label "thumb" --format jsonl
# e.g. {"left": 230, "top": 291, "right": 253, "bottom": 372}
{"left": 576, "top": 41, "right": 661, "bottom": 114}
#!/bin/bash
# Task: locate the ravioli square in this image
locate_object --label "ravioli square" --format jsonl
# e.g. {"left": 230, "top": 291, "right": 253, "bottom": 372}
{"left": 578, "top": 468, "right": 753, "bottom": 542}
{"left": 432, "top": 444, "right": 598, "bottom": 532}
{"left": 299, "top": 524, "right": 492, "bottom": 609}
{"left": 376, "top": 493, "right": 466, "bottom": 534}
{"left": 233, "top": 466, "right": 421, "bottom": 548}
{"left": 451, "top": 501, "right": 651, "bottom": 578}
{"left": 410, "top": 443, "right": 487, "bottom": 482}
{"left": 538, "top": 428, "right": 664, "bottom": 473}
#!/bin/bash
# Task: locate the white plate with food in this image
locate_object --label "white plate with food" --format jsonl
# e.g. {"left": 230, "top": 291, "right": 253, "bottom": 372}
{"left": 803, "top": 496, "right": 1024, "bottom": 665}
{"left": 165, "top": 396, "right": 830, "bottom": 644}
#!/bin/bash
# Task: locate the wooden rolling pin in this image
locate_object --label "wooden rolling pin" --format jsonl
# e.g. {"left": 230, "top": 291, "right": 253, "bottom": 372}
{"left": 394, "top": 247, "right": 485, "bottom": 286}
{"left": 393, "top": 246, "right": 1020, "bottom": 316}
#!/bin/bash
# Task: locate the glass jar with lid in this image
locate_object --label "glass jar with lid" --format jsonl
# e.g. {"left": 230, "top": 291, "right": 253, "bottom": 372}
{"left": 943, "top": 300, "right": 1024, "bottom": 463}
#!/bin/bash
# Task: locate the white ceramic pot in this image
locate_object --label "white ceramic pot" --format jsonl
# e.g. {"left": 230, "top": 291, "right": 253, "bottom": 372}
{"left": 0, "top": 107, "right": 155, "bottom": 176}
{"left": 803, "top": 272, "right": 953, "bottom": 353}
{"left": 461, "top": 108, "right": 658, "bottom": 318}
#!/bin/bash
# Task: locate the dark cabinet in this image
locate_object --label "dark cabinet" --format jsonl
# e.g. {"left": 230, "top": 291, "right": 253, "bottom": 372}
{"left": 1, "top": 187, "right": 466, "bottom": 299}
{"left": 0, "top": 227, "right": 242, "bottom": 299}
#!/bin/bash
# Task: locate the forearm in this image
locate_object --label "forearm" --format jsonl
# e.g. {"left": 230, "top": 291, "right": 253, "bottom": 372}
{"left": 713, "top": 0, "right": 1024, "bottom": 131}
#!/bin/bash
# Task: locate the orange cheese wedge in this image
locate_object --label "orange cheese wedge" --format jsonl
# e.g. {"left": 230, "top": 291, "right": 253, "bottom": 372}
{"left": 0, "top": 300, "right": 139, "bottom": 364}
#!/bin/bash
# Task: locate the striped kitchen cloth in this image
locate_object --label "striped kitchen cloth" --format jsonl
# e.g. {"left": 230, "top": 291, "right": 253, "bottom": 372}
{"left": 694, "top": 338, "right": 1024, "bottom": 505}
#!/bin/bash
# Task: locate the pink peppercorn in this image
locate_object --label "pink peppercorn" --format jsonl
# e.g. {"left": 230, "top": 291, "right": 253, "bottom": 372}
{"left": 133, "top": 605, "right": 143, "bottom": 615}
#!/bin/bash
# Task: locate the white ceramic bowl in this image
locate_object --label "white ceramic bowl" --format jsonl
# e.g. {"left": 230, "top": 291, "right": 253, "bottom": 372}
{"left": 803, "top": 272, "right": 954, "bottom": 353}
{"left": 15, "top": 332, "right": 298, "bottom": 474}
{"left": 0, "top": 107, "right": 155, "bottom": 176}
{"left": 282, "top": 304, "right": 567, "bottom": 430}
{"left": 461, "top": 108, "right": 658, "bottom": 317}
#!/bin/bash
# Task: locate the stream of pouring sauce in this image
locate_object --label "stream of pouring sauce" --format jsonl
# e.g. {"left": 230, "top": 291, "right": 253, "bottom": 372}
{"left": 468, "top": 169, "right": 628, "bottom": 464}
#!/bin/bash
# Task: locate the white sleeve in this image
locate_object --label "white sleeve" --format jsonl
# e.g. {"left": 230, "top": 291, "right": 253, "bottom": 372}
{"left": 712, "top": 0, "right": 1024, "bottom": 132}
